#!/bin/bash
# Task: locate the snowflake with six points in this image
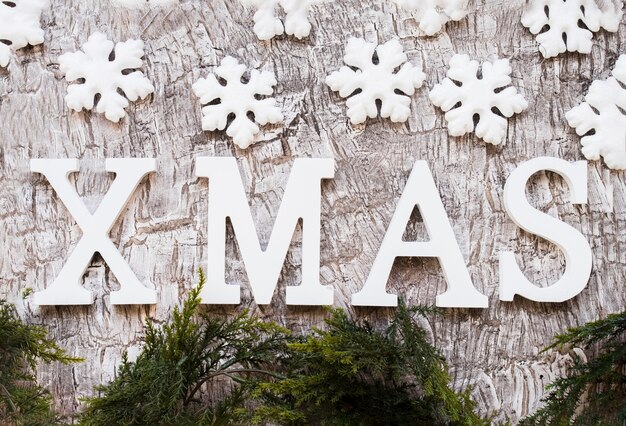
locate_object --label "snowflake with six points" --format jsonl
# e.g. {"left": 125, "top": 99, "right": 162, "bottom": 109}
{"left": 59, "top": 32, "right": 154, "bottom": 123}
{"left": 326, "top": 38, "right": 426, "bottom": 125}
{"left": 239, "top": 0, "right": 315, "bottom": 40}
{"left": 566, "top": 55, "right": 626, "bottom": 170}
{"left": 521, "top": 0, "right": 622, "bottom": 58}
{"left": 192, "top": 56, "right": 284, "bottom": 149}
{"left": 0, "top": 0, "right": 47, "bottom": 68}
{"left": 429, "top": 54, "right": 528, "bottom": 145}
{"left": 392, "top": 0, "right": 468, "bottom": 36}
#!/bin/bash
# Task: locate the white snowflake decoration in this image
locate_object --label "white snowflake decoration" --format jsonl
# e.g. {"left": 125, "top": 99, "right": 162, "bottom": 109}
{"left": 521, "top": 0, "right": 623, "bottom": 58}
{"left": 59, "top": 32, "right": 154, "bottom": 123}
{"left": 325, "top": 38, "right": 425, "bottom": 125}
{"left": 192, "top": 56, "right": 283, "bottom": 149}
{"left": 566, "top": 55, "right": 626, "bottom": 170}
{"left": 0, "top": 0, "right": 47, "bottom": 68}
{"left": 392, "top": 0, "right": 468, "bottom": 36}
{"left": 239, "top": 0, "right": 315, "bottom": 40}
{"left": 429, "top": 54, "right": 528, "bottom": 145}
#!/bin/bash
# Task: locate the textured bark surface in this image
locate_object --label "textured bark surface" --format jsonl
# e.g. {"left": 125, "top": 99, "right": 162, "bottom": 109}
{"left": 0, "top": 0, "right": 625, "bottom": 422}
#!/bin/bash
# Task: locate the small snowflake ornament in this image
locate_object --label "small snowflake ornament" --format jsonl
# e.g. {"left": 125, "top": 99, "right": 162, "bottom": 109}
{"left": 59, "top": 32, "right": 154, "bottom": 123}
{"left": 429, "top": 54, "right": 528, "bottom": 145}
{"left": 566, "top": 55, "right": 626, "bottom": 170}
{"left": 325, "top": 38, "right": 425, "bottom": 125}
{"left": 192, "top": 56, "right": 283, "bottom": 149}
{"left": 521, "top": 0, "right": 622, "bottom": 58}
{"left": 239, "top": 0, "right": 315, "bottom": 40}
{"left": 0, "top": 0, "right": 47, "bottom": 68}
{"left": 392, "top": 0, "right": 468, "bottom": 36}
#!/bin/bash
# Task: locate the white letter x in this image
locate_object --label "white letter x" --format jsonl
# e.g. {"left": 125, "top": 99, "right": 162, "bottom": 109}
{"left": 31, "top": 158, "right": 157, "bottom": 305}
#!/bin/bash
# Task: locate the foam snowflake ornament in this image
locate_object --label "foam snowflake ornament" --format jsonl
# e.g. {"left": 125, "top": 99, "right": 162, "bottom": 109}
{"left": 0, "top": 0, "right": 47, "bottom": 68}
{"left": 325, "top": 38, "right": 426, "bottom": 125}
{"left": 566, "top": 55, "right": 626, "bottom": 169}
{"left": 521, "top": 0, "right": 622, "bottom": 58}
{"left": 392, "top": 0, "right": 468, "bottom": 36}
{"left": 429, "top": 54, "right": 528, "bottom": 145}
{"left": 239, "top": 0, "right": 315, "bottom": 40}
{"left": 192, "top": 56, "right": 283, "bottom": 149}
{"left": 59, "top": 32, "right": 154, "bottom": 123}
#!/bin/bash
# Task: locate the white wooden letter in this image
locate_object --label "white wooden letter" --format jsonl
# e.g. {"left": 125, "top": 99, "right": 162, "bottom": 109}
{"left": 352, "top": 161, "right": 488, "bottom": 308}
{"left": 31, "top": 158, "right": 157, "bottom": 305}
{"left": 500, "top": 157, "right": 592, "bottom": 302}
{"left": 195, "top": 157, "right": 335, "bottom": 305}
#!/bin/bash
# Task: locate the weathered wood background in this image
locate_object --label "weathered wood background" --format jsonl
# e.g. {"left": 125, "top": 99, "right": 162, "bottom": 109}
{"left": 0, "top": 0, "right": 625, "bottom": 422}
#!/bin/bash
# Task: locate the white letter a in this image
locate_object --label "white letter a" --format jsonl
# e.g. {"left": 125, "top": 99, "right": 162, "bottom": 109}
{"left": 352, "top": 161, "right": 488, "bottom": 308}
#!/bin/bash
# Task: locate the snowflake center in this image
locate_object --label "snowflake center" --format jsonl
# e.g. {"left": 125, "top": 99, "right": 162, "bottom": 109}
{"left": 604, "top": 107, "right": 626, "bottom": 137}
{"left": 225, "top": 80, "right": 257, "bottom": 115}
{"left": 461, "top": 77, "right": 498, "bottom": 112}
{"left": 548, "top": 1, "right": 584, "bottom": 30}
{"left": 363, "top": 65, "right": 403, "bottom": 98}
{"left": 85, "top": 58, "right": 125, "bottom": 91}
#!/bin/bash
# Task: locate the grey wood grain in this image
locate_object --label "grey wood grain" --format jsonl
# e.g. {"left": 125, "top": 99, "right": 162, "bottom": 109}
{"left": 0, "top": 0, "right": 624, "bottom": 422}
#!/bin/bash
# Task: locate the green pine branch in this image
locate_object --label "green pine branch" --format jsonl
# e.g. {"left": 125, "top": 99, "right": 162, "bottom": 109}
{"left": 521, "top": 310, "right": 626, "bottom": 426}
{"left": 250, "top": 300, "right": 489, "bottom": 426}
{"left": 0, "top": 299, "right": 81, "bottom": 426}
{"left": 80, "top": 269, "right": 291, "bottom": 425}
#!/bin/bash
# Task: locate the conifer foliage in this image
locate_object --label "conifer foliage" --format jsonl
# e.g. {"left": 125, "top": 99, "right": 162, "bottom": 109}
{"left": 75, "top": 272, "right": 489, "bottom": 425}
{"left": 0, "top": 299, "right": 80, "bottom": 426}
{"left": 79, "top": 270, "right": 291, "bottom": 425}
{"left": 521, "top": 310, "right": 626, "bottom": 425}
{"left": 251, "top": 302, "right": 488, "bottom": 426}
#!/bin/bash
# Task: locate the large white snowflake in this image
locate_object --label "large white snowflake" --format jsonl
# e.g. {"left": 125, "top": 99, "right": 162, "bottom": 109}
{"left": 192, "top": 56, "right": 283, "bottom": 149}
{"left": 239, "top": 0, "right": 315, "bottom": 40}
{"left": 521, "top": 0, "right": 622, "bottom": 58}
{"left": 325, "top": 38, "right": 425, "bottom": 125}
{"left": 392, "top": 0, "right": 468, "bottom": 36}
{"left": 59, "top": 32, "right": 154, "bottom": 123}
{"left": 429, "top": 54, "right": 528, "bottom": 145}
{"left": 566, "top": 55, "right": 626, "bottom": 170}
{"left": 0, "top": 0, "right": 47, "bottom": 68}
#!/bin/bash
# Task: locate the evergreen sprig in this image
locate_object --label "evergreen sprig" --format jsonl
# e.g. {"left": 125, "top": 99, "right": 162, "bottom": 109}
{"left": 521, "top": 310, "right": 626, "bottom": 426}
{"left": 251, "top": 301, "right": 488, "bottom": 426}
{"left": 79, "top": 270, "right": 291, "bottom": 425}
{"left": 0, "top": 299, "right": 81, "bottom": 426}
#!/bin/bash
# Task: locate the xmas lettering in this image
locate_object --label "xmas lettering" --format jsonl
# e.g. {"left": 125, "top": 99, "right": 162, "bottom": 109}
{"left": 30, "top": 156, "right": 592, "bottom": 308}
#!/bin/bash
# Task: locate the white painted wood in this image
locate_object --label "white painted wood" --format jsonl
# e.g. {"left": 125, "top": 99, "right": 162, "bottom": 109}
{"left": 0, "top": 0, "right": 624, "bottom": 422}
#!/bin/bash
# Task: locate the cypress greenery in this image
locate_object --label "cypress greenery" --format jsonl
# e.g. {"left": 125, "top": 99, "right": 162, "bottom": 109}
{"left": 251, "top": 302, "right": 488, "bottom": 426}
{"left": 0, "top": 299, "right": 81, "bottom": 426}
{"left": 79, "top": 270, "right": 291, "bottom": 425}
{"left": 521, "top": 310, "right": 626, "bottom": 426}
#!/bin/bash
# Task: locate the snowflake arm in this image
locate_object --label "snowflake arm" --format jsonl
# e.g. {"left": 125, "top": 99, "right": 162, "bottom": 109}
{"left": 113, "top": 40, "right": 155, "bottom": 103}
{"left": 192, "top": 56, "right": 283, "bottom": 149}
{"left": 521, "top": 0, "right": 623, "bottom": 58}
{"left": 429, "top": 54, "right": 528, "bottom": 145}
{"left": 326, "top": 38, "right": 425, "bottom": 125}
{"left": 566, "top": 55, "right": 626, "bottom": 170}
{"left": 245, "top": 0, "right": 284, "bottom": 40}
{"left": 392, "top": 0, "right": 468, "bottom": 36}
{"left": 0, "top": 0, "right": 47, "bottom": 67}
{"left": 282, "top": 0, "right": 313, "bottom": 38}
{"left": 0, "top": 45, "right": 11, "bottom": 69}
{"left": 59, "top": 32, "right": 154, "bottom": 123}
{"left": 239, "top": 0, "right": 315, "bottom": 40}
